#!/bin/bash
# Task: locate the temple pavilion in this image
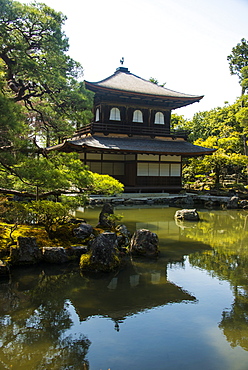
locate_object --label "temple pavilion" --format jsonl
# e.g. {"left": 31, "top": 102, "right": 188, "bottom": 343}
{"left": 51, "top": 66, "right": 214, "bottom": 192}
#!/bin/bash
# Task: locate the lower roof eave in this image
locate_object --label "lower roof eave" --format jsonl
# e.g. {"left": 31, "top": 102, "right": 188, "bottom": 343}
{"left": 81, "top": 144, "right": 215, "bottom": 157}
{"left": 47, "top": 136, "right": 216, "bottom": 157}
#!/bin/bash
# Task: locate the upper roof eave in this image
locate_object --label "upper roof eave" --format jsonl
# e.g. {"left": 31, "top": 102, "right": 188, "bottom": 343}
{"left": 84, "top": 67, "right": 203, "bottom": 105}
{"left": 85, "top": 81, "right": 204, "bottom": 104}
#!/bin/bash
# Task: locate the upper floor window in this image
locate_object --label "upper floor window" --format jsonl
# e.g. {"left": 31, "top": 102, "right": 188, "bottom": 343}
{"left": 95, "top": 108, "right": 100, "bottom": 122}
{"left": 109, "top": 107, "right": 121, "bottom": 121}
{"left": 154, "top": 112, "right": 164, "bottom": 124}
{"left": 133, "top": 110, "right": 143, "bottom": 123}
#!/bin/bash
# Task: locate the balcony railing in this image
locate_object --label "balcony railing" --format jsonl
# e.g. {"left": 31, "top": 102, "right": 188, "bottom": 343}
{"left": 74, "top": 123, "right": 188, "bottom": 139}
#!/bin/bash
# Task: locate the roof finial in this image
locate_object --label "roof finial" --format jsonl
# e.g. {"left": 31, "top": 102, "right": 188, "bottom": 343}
{"left": 120, "top": 57, "right": 124, "bottom": 65}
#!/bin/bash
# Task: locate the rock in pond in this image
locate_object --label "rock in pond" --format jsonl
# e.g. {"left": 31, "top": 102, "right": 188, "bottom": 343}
{"left": 80, "top": 232, "right": 120, "bottom": 272}
{"left": 10, "top": 237, "right": 42, "bottom": 264}
{"left": 98, "top": 203, "right": 115, "bottom": 228}
{"left": 130, "top": 229, "right": 159, "bottom": 257}
{"left": 73, "top": 223, "right": 94, "bottom": 239}
{"left": 227, "top": 196, "right": 239, "bottom": 209}
{"left": 175, "top": 209, "right": 200, "bottom": 221}
{"left": 42, "top": 246, "right": 87, "bottom": 264}
{"left": 115, "top": 224, "right": 131, "bottom": 251}
{"left": 42, "top": 247, "right": 69, "bottom": 264}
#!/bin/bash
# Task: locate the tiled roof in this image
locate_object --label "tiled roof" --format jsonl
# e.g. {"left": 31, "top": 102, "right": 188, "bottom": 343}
{"left": 85, "top": 67, "right": 203, "bottom": 102}
{"left": 51, "top": 135, "right": 215, "bottom": 157}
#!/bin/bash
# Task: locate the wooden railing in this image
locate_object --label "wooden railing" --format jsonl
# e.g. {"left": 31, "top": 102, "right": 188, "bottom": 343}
{"left": 74, "top": 123, "right": 188, "bottom": 139}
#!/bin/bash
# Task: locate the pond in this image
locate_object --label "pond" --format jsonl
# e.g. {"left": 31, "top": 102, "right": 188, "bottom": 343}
{"left": 1, "top": 205, "right": 248, "bottom": 369}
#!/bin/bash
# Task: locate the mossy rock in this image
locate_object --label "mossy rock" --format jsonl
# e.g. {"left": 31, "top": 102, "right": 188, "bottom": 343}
{"left": 80, "top": 232, "right": 121, "bottom": 272}
{"left": 80, "top": 252, "right": 120, "bottom": 272}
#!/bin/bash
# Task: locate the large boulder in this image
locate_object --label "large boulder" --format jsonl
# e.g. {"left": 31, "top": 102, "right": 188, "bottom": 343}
{"left": 80, "top": 232, "right": 120, "bottom": 272}
{"left": 227, "top": 196, "right": 239, "bottom": 209}
{"left": 115, "top": 224, "right": 131, "bottom": 251}
{"left": 130, "top": 229, "right": 159, "bottom": 257}
{"left": 10, "top": 237, "right": 42, "bottom": 264}
{"left": 42, "top": 247, "right": 69, "bottom": 264}
{"left": 175, "top": 209, "right": 200, "bottom": 221}
{"left": 73, "top": 223, "right": 94, "bottom": 240}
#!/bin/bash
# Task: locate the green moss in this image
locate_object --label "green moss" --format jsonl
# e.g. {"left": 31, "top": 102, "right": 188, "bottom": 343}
{"left": 79, "top": 253, "right": 92, "bottom": 269}
{"left": 79, "top": 251, "right": 120, "bottom": 272}
{"left": 0, "top": 221, "right": 85, "bottom": 251}
{"left": 0, "top": 223, "right": 10, "bottom": 250}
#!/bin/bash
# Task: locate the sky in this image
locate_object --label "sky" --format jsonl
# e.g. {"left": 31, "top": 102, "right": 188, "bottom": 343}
{"left": 20, "top": 0, "right": 248, "bottom": 118}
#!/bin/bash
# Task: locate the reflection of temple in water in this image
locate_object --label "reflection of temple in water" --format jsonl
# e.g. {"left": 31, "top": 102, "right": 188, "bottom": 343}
{"left": 0, "top": 261, "right": 196, "bottom": 332}
{"left": 70, "top": 261, "right": 197, "bottom": 329}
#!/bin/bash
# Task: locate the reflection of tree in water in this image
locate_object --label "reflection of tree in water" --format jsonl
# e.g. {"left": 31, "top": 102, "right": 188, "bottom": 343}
{"left": 186, "top": 211, "right": 248, "bottom": 352}
{"left": 190, "top": 253, "right": 248, "bottom": 351}
{"left": 0, "top": 257, "right": 197, "bottom": 368}
{"left": 181, "top": 211, "right": 248, "bottom": 251}
{"left": 0, "top": 268, "right": 90, "bottom": 369}
{"left": 219, "top": 290, "right": 248, "bottom": 351}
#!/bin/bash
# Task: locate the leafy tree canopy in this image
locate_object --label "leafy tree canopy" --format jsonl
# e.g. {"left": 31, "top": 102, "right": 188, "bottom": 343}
{"left": 227, "top": 38, "right": 248, "bottom": 94}
{"left": 0, "top": 0, "right": 123, "bottom": 200}
{"left": 0, "top": 0, "right": 93, "bottom": 146}
{"left": 179, "top": 96, "right": 248, "bottom": 188}
{"left": 179, "top": 98, "right": 247, "bottom": 145}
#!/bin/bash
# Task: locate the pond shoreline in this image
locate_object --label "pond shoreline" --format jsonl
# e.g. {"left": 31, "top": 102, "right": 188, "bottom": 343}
{"left": 87, "top": 192, "right": 248, "bottom": 209}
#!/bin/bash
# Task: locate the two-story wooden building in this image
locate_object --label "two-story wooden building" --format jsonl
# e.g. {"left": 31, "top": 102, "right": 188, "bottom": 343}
{"left": 52, "top": 66, "right": 214, "bottom": 192}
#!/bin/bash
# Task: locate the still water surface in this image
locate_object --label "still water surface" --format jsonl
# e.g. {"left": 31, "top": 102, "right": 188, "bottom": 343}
{"left": 1, "top": 206, "right": 248, "bottom": 369}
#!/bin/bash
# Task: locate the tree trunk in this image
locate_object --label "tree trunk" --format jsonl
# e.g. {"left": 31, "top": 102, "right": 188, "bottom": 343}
{"left": 215, "top": 166, "right": 221, "bottom": 189}
{"left": 36, "top": 186, "right": 39, "bottom": 201}
{"left": 243, "top": 135, "right": 248, "bottom": 156}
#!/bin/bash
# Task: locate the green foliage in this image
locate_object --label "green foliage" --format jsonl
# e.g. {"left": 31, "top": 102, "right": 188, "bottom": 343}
{"left": 90, "top": 173, "right": 124, "bottom": 195}
{"left": 179, "top": 95, "right": 248, "bottom": 189}
{"left": 59, "top": 194, "right": 87, "bottom": 210}
{"left": 0, "top": 195, "right": 8, "bottom": 218}
{"left": 227, "top": 38, "right": 248, "bottom": 93}
{"left": 3, "top": 196, "right": 82, "bottom": 237}
{"left": 0, "top": 91, "right": 26, "bottom": 145}
{"left": 149, "top": 77, "right": 166, "bottom": 87}
{"left": 4, "top": 201, "right": 32, "bottom": 224}
{"left": 0, "top": 1, "right": 123, "bottom": 205}
{"left": 107, "top": 213, "right": 123, "bottom": 224}
{"left": 180, "top": 99, "right": 246, "bottom": 144}
{"left": 241, "top": 66, "right": 248, "bottom": 93}
{"left": 170, "top": 114, "right": 188, "bottom": 131}
{"left": 184, "top": 136, "right": 248, "bottom": 188}
{"left": 0, "top": 151, "right": 93, "bottom": 196}
{"left": 235, "top": 106, "right": 248, "bottom": 133}
{"left": 27, "top": 200, "right": 72, "bottom": 235}
{"left": 0, "top": 0, "right": 93, "bottom": 142}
